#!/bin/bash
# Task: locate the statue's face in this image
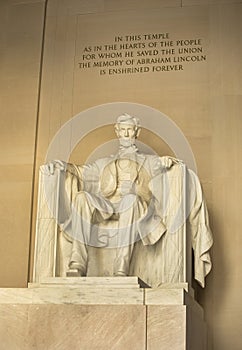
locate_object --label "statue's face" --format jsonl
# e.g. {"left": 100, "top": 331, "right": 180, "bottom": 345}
{"left": 116, "top": 123, "right": 137, "bottom": 140}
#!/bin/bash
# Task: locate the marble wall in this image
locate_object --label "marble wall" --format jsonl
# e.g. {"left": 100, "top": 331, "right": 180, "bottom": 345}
{"left": 0, "top": 0, "right": 46, "bottom": 287}
{"left": 0, "top": 0, "right": 241, "bottom": 349}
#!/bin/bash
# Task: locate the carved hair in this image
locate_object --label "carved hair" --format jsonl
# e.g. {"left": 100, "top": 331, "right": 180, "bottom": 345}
{"left": 115, "top": 113, "right": 141, "bottom": 131}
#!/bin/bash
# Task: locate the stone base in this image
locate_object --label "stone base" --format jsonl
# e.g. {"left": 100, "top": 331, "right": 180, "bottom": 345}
{"left": 147, "top": 304, "right": 207, "bottom": 350}
{"left": 0, "top": 278, "right": 206, "bottom": 349}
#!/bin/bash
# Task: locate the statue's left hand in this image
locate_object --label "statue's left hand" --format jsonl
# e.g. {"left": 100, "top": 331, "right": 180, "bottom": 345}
{"left": 159, "top": 156, "right": 183, "bottom": 170}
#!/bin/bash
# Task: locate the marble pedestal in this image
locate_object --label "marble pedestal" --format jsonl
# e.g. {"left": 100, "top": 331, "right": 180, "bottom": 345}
{"left": 0, "top": 278, "right": 206, "bottom": 350}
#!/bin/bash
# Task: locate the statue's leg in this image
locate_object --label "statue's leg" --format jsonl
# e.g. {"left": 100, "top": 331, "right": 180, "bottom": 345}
{"left": 114, "top": 245, "right": 133, "bottom": 276}
{"left": 68, "top": 191, "right": 97, "bottom": 275}
{"left": 113, "top": 194, "right": 145, "bottom": 276}
{"left": 68, "top": 239, "right": 88, "bottom": 275}
{"left": 68, "top": 191, "right": 113, "bottom": 276}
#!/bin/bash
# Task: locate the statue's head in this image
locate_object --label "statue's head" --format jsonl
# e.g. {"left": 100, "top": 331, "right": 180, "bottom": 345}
{"left": 114, "top": 114, "right": 141, "bottom": 142}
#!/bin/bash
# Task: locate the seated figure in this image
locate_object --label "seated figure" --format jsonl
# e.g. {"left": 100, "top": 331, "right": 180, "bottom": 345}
{"left": 42, "top": 113, "right": 213, "bottom": 287}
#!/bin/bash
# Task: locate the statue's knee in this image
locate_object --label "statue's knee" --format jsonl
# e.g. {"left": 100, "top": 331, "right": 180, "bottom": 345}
{"left": 74, "top": 191, "right": 87, "bottom": 203}
{"left": 73, "top": 191, "right": 92, "bottom": 212}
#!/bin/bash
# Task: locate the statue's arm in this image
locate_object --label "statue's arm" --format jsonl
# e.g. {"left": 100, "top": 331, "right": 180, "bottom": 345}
{"left": 155, "top": 156, "right": 184, "bottom": 171}
{"left": 41, "top": 160, "right": 84, "bottom": 178}
{"left": 41, "top": 159, "right": 101, "bottom": 193}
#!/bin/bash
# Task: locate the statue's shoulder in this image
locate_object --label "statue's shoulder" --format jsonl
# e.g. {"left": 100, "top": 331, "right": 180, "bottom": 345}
{"left": 137, "top": 152, "right": 156, "bottom": 163}
{"left": 93, "top": 155, "right": 116, "bottom": 169}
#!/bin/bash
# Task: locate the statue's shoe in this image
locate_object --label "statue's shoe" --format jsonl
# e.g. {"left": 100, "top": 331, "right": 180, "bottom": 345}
{"left": 114, "top": 271, "right": 127, "bottom": 276}
{"left": 67, "top": 261, "right": 86, "bottom": 276}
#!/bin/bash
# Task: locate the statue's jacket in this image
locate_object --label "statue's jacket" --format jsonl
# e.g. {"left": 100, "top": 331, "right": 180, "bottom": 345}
{"left": 59, "top": 153, "right": 213, "bottom": 287}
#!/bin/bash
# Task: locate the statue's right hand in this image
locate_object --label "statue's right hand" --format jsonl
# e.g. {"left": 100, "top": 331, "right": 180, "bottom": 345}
{"left": 41, "top": 160, "right": 66, "bottom": 175}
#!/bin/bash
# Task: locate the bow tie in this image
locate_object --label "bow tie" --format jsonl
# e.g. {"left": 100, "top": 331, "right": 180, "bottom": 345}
{"left": 118, "top": 144, "right": 138, "bottom": 157}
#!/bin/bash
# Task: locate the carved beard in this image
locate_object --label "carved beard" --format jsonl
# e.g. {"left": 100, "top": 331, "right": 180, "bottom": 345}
{"left": 118, "top": 138, "right": 138, "bottom": 156}
{"left": 119, "top": 138, "right": 136, "bottom": 148}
